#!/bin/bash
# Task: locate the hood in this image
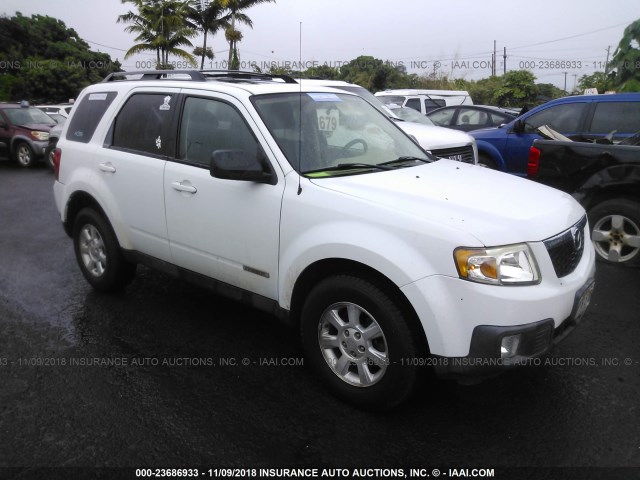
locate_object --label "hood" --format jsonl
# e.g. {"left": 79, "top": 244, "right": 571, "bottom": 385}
{"left": 310, "top": 159, "right": 584, "bottom": 246}
{"left": 21, "top": 123, "right": 55, "bottom": 131}
{"left": 470, "top": 123, "right": 510, "bottom": 138}
{"left": 395, "top": 121, "right": 475, "bottom": 150}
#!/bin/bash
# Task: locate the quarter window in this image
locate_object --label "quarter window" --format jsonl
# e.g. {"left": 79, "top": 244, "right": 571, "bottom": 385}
{"left": 65, "top": 92, "right": 117, "bottom": 143}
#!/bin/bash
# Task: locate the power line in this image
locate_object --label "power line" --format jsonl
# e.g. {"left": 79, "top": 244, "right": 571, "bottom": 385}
{"left": 509, "top": 22, "right": 628, "bottom": 51}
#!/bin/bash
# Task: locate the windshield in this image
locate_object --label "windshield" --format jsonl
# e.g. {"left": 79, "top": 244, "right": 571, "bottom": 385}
{"left": 388, "top": 106, "right": 435, "bottom": 125}
{"left": 4, "top": 108, "right": 55, "bottom": 125}
{"left": 253, "top": 92, "right": 430, "bottom": 175}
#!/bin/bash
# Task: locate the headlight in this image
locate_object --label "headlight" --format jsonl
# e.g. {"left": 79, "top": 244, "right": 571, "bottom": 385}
{"left": 454, "top": 243, "right": 540, "bottom": 285}
{"left": 30, "top": 131, "right": 50, "bottom": 141}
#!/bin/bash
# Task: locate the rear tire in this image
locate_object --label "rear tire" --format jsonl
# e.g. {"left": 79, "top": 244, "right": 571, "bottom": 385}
{"left": 300, "top": 275, "right": 423, "bottom": 411}
{"left": 72, "top": 208, "right": 136, "bottom": 291}
{"left": 588, "top": 199, "right": 640, "bottom": 266}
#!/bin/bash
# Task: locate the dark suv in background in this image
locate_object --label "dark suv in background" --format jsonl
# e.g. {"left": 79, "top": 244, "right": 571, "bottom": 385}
{"left": 0, "top": 103, "right": 56, "bottom": 167}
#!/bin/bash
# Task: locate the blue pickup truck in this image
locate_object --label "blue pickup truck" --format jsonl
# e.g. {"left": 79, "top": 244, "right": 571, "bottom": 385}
{"left": 470, "top": 93, "right": 640, "bottom": 175}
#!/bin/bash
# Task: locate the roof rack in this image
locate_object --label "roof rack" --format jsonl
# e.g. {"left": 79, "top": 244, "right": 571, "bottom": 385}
{"left": 102, "top": 70, "right": 207, "bottom": 82}
{"left": 199, "top": 70, "right": 297, "bottom": 84}
{"left": 101, "top": 69, "right": 297, "bottom": 84}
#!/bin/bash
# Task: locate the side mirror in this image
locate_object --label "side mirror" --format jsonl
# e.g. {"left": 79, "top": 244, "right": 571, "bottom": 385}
{"left": 512, "top": 119, "right": 525, "bottom": 134}
{"left": 210, "top": 148, "right": 276, "bottom": 185}
{"left": 0, "top": 122, "right": 8, "bottom": 130}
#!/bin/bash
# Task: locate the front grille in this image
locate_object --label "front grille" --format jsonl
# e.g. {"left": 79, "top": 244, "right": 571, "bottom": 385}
{"left": 430, "top": 145, "right": 475, "bottom": 164}
{"left": 543, "top": 215, "right": 587, "bottom": 278}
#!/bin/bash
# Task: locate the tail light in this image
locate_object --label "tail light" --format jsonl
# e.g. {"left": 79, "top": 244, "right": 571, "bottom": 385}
{"left": 53, "top": 148, "right": 61, "bottom": 180}
{"left": 528, "top": 146, "right": 540, "bottom": 177}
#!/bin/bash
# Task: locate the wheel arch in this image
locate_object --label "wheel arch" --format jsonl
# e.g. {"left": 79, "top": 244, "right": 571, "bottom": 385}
{"left": 62, "top": 190, "right": 109, "bottom": 238}
{"left": 475, "top": 140, "right": 505, "bottom": 170}
{"left": 289, "top": 258, "right": 430, "bottom": 354}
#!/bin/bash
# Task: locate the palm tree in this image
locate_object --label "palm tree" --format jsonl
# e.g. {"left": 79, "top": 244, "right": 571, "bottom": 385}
{"left": 188, "top": 0, "right": 232, "bottom": 70}
{"left": 220, "top": 0, "right": 276, "bottom": 70}
{"left": 118, "top": 0, "right": 198, "bottom": 69}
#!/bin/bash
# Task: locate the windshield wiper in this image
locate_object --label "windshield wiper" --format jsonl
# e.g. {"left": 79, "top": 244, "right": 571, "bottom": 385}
{"left": 304, "top": 163, "right": 392, "bottom": 174}
{"left": 379, "top": 156, "right": 431, "bottom": 167}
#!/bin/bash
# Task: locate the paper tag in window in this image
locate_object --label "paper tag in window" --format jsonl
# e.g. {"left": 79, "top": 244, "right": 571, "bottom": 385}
{"left": 317, "top": 109, "right": 339, "bottom": 132}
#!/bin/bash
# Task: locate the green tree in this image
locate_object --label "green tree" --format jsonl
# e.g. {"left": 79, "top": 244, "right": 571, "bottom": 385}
{"left": 339, "top": 56, "right": 405, "bottom": 91}
{"left": 576, "top": 72, "right": 610, "bottom": 94}
{"left": 0, "top": 13, "right": 120, "bottom": 102}
{"left": 494, "top": 70, "right": 538, "bottom": 107}
{"left": 610, "top": 18, "right": 640, "bottom": 92}
{"left": 118, "top": 0, "right": 198, "bottom": 69}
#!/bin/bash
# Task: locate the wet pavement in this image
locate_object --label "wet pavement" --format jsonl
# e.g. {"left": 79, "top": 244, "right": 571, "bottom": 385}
{"left": 0, "top": 161, "right": 639, "bottom": 479}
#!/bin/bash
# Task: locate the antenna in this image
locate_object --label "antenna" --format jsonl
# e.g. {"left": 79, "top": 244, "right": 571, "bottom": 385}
{"left": 297, "top": 21, "right": 303, "bottom": 195}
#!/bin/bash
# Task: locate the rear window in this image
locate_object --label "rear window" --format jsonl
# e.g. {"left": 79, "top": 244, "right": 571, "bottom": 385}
{"left": 66, "top": 92, "right": 117, "bottom": 143}
{"left": 588, "top": 101, "right": 640, "bottom": 134}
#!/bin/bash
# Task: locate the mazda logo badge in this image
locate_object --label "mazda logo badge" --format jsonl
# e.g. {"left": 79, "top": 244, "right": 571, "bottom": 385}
{"left": 572, "top": 226, "right": 584, "bottom": 251}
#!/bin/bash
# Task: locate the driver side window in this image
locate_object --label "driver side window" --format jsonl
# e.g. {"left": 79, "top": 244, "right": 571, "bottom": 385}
{"left": 179, "top": 97, "right": 258, "bottom": 167}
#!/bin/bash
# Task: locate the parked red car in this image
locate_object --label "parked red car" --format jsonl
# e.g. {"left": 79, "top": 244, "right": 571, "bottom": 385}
{"left": 0, "top": 102, "right": 56, "bottom": 167}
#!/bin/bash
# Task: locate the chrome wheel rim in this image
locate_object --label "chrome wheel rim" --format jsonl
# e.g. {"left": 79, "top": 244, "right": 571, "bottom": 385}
{"left": 79, "top": 225, "right": 107, "bottom": 277}
{"left": 318, "top": 302, "right": 389, "bottom": 387}
{"left": 592, "top": 214, "right": 640, "bottom": 263}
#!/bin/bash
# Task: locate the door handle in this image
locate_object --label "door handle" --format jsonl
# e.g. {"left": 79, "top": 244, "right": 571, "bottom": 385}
{"left": 171, "top": 181, "right": 197, "bottom": 194}
{"left": 99, "top": 162, "right": 116, "bottom": 173}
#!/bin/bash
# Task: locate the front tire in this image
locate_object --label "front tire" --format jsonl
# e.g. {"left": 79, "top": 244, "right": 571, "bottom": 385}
{"left": 13, "top": 142, "right": 36, "bottom": 168}
{"left": 300, "top": 275, "right": 423, "bottom": 410}
{"left": 588, "top": 199, "right": 640, "bottom": 266}
{"left": 478, "top": 153, "right": 497, "bottom": 169}
{"left": 73, "top": 208, "right": 136, "bottom": 291}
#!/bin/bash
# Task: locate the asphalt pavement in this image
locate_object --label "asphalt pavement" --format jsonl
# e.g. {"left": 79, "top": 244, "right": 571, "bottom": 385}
{"left": 0, "top": 161, "right": 639, "bottom": 480}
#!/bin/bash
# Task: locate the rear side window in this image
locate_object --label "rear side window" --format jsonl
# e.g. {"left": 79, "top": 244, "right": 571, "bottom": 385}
{"left": 65, "top": 92, "right": 117, "bottom": 143}
{"left": 429, "top": 108, "right": 455, "bottom": 126}
{"left": 112, "top": 93, "right": 175, "bottom": 155}
{"left": 524, "top": 103, "right": 587, "bottom": 133}
{"left": 588, "top": 101, "right": 640, "bottom": 133}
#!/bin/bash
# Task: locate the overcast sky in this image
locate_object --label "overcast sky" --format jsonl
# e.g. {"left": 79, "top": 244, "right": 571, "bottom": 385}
{"left": 2, "top": 0, "right": 639, "bottom": 89}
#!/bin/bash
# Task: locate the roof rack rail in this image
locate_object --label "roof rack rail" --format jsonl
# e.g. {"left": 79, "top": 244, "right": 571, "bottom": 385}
{"left": 199, "top": 70, "right": 298, "bottom": 84}
{"left": 102, "top": 70, "right": 207, "bottom": 82}
{"left": 101, "top": 69, "right": 298, "bottom": 84}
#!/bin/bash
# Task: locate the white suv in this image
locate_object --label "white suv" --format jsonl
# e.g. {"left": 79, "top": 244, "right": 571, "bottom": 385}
{"left": 53, "top": 70, "right": 596, "bottom": 410}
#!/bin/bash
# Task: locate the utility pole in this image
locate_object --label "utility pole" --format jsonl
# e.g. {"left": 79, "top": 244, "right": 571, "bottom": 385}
{"left": 604, "top": 45, "right": 611, "bottom": 75}
{"left": 563, "top": 71, "right": 568, "bottom": 93}
{"left": 493, "top": 40, "right": 497, "bottom": 76}
{"left": 503, "top": 47, "right": 507, "bottom": 75}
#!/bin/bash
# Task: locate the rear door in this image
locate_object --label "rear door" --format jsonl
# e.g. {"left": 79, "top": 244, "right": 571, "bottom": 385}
{"left": 583, "top": 100, "right": 640, "bottom": 142}
{"left": 96, "top": 88, "right": 179, "bottom": 262}
{"left": 502, "top": 101, "right": 589, "bottom": 175}
{"left": 163, "top": 91, "right": 284, "bottom": 299}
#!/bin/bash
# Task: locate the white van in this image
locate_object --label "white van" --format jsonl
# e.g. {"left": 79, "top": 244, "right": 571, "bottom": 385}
{"left": 375, "top": 89, "right": 473, "bottom": 115}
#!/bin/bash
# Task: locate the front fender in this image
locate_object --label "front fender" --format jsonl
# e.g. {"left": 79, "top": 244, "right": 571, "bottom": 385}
{"left": 475, "top": 140, "right": 506, "bottom": 171}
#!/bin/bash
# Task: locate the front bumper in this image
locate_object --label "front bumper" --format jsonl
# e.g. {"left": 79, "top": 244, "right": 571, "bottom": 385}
{"left": 433, "top": 278, "right": 595, "bottom": 381}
